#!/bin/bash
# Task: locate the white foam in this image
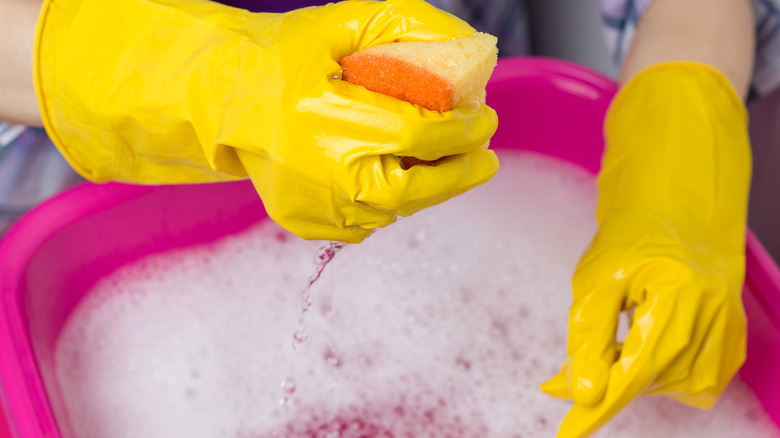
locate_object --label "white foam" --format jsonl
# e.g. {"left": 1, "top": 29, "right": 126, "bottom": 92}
{"left": 53, "top": 150, "right": 780, "bottom": 438}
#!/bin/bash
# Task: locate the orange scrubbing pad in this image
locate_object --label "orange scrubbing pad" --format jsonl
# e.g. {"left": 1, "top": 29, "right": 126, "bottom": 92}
{"left": 342, "top": 54, "right": 455, "bottom": 112}
{"left": 339, "top": 32, "right": 498, "bottom": 168}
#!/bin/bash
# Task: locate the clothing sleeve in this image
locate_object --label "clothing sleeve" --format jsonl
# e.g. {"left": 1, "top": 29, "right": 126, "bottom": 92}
{"left": 601, "top": 0, "right": 780, "bottom": 99}
{"left": 0, "top": 126, "right": 83, "bottom": 235}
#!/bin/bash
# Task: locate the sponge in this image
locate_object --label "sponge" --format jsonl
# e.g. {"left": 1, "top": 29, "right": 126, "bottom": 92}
{"left": 339, "top": 32, "right": 498, "bottom": 168}
{"left": 340, "top": 32, "right": 498, "bottom": 112}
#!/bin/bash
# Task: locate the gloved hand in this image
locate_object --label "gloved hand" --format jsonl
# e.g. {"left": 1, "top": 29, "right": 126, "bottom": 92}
{"left": 540, "top": 62, "right": 751, "bottom": 437}
{"left": 34, "top": 0, "right": 498, "bottom": 243}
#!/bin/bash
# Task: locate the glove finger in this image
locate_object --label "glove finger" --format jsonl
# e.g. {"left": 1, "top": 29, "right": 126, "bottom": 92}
{"left": 563, "top": 268, "right": 625, "bottom": 407}
{"left": 356, "top": 149, "right": 498, "bottom": 215}
{"left": 645, "top": 301, "right": 746, "bottom": 409}
{"left": 327, "top": 0, "right": 476, "bottom": 48}
{"left": 236, "top": 150, "right": 396, "bottom": 243}
{"left": 278, "top": 218, "right": 381, "bottom": 244}
{"left": 556, "top": 288, "right": 694, "bottom": 438}
{"left": 299, "top": 81, "right": 497, "bottom": 161}
{"left": 541, "top": 343, "right": 625, "bottom": 401}
{"left": 276, "top": 0, "right": 475, "bottom": 79}
{"left": 540, "top": 367, "right": 571, "bottom": 399}
{"left": 392, "top": 104, "right": 498, "bottom": 160}
{"left": 631, "top": 287, "right": 708, "bottom": 395}
{"left": 263, "top": 187, "right": 397, "bottom": 243}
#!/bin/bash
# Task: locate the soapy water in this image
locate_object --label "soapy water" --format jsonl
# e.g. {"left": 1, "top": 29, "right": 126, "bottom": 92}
{"left": 53, "top": 151, "right": 779, "bottom": 438}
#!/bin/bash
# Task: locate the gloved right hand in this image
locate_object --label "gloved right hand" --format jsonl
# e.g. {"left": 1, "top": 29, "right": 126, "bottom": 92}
{"left": 34, "top": 0, "right": 499, "bottom": 243}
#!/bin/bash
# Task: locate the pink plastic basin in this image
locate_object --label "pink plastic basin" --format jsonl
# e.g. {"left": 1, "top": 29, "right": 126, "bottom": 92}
{"left": 1, "top": 57, "right": 779, "bottom": 437}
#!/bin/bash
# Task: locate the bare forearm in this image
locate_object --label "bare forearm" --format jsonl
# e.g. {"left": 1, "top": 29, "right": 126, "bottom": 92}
{"left": 0, "top": 0, "right": 43, "bottom": 126}
{"left": 621, "top": 0, "right": 754, "bottom": 99}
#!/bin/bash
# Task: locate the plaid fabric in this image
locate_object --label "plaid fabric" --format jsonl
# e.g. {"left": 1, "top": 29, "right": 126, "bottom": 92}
{"left": 0, "top": 125, "right": 83, "bottom": 235}
{"left": 602, "top": 0, "right": 780, "bottom": 99}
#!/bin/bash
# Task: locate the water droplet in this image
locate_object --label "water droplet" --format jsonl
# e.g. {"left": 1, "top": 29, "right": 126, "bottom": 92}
{"left": 301, "top": 293, "right": 312, "bottom": 312}
{"left": 293, "top": 329, "right": 308, "bottom": 345}
{"left": 281, "top": 377, "right": 297, "bottom": 394}
{"left": 490, "top": 319, "right": 509, "bottom": 339}
{"left": 313, "top": 241, "right": 345, "bottom": 269}
{"left": 534, "top": 417, "right": 547, "bottom": 430}
{"left": 455, "top": 357, "right": 472, "bottom": 371}
{"left": 360, "top": 355, "right": 373, "bottom": 367}
{"left": 324, "top": 349, "right": 342, "bottom": 367}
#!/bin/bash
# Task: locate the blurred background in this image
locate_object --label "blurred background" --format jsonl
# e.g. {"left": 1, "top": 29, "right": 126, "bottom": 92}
{"left": 528, "top": 0, "right": 618, "bottom": 78}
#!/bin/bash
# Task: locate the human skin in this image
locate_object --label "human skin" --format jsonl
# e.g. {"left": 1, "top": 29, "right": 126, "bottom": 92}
{"left": 621, "top": 0, "right": 754, "bottom": 98}
{"left": 0, "top": 0, "right": 43, "bottom": 126}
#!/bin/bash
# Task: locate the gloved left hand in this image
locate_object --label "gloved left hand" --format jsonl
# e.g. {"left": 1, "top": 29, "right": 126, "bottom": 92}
{"left": 540, "top": 62, "right": 751, "bottom": 437}
{"left": 34, "top": 0, "right": 498, "bottom": 243}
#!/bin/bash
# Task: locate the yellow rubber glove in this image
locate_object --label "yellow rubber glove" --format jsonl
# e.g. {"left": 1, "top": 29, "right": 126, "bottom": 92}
{"left": 34, "top": 0, "right": 498, "bottom": 243}
{"left": 540, "top": 62, "right": 751, "bottom": 437}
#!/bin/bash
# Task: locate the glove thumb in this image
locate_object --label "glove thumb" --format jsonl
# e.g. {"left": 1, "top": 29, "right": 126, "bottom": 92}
{"left": 540, "top": 351, "right": 610, "bottom": 406}
{"left": 540, "top": 367, "right": 570, "bottom": 399}
{"left": 567, "top": 349, "right": 611, "bottom": 406}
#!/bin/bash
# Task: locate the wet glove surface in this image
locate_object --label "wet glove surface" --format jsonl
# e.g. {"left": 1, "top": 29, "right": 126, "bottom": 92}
{"left": 540, "top": 62, "right": 751, "bottom": 437}
{"left": 34, "top": 0, "right": 498, "bottom": 243}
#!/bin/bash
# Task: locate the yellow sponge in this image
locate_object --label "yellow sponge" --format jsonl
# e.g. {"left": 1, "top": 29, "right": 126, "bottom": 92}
{"left": 339, "top": 32, "right": 498, "bottom": 112}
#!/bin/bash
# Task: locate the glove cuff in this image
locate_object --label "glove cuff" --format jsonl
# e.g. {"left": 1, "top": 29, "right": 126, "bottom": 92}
{"left": 599, "top": 61, "right": 751, "bottom": 249}
{"left": 33, "top": 0, "right": 267, "bottom": 184}
{"left": 609, "top": 61, "right": 748, "bottom": 126}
